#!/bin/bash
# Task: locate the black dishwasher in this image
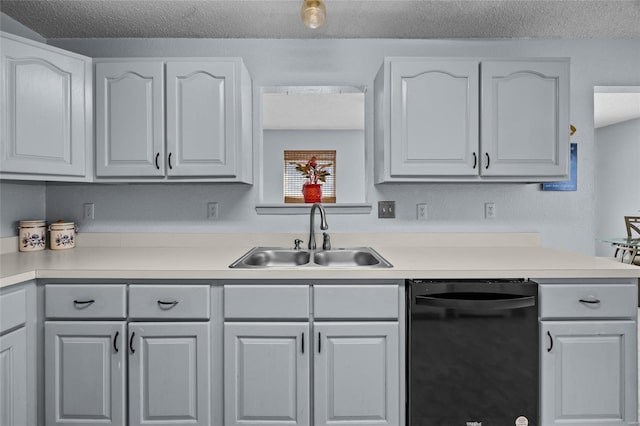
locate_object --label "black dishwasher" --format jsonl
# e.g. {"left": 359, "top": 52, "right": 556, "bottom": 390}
{"left": 407, "top": 279, "right": 538, "bottom": 426}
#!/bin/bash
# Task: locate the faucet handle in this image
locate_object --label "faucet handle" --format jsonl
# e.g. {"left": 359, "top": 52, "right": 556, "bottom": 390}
{"left": 294, "top": 239, "right": 304, "bottom": 250}
{"left": 322, "top": 233, "right": 331, "bottom": 250}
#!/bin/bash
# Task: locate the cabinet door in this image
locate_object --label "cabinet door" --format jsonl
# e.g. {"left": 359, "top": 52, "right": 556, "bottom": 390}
{"left": 0, "top": 327, "right": 27, "bottom": 426}
{"left": 481, "top": 60, "right": 569, "bottom": 177}
{"left": 314, "top": 322, "right": 400, "bottom": 426}
{"left": 0, "top": 36, "right": 87, "bottom": 176}
{"left": 95, "top": 61, "right": 164, "bottom": 177}
{"left": 128, "top": 322, "right": 210, "bottom": 426}
{"left": 44, "top": 321, "right": 126, "bottom": 426}
{"left": 166, "top": 61, "right": 238, "bottom": 177}
{"left": 224, "top": 322, "right": 310, "bottom": 426}
{"left": 390, "top": 60, "right": 479, "bottom": 177}
{"left": 541, "top": 321, "right": 637, "bottom": 425}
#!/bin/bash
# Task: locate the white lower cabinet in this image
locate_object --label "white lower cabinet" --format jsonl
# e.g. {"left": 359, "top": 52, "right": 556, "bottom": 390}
{"left": 224, "top": 322, "right": 310, "bottom": 426}
{"left": 0, "top": 282, "right": 36, "bottom": 426}
{"left": 539, "top": 280, "right": 638, "bottom": 426}
{"left": 224, "top": 321, "right": 400, "bottom": 426}
{"left": 44, "top": 321, "right": 126, "bottom": 426}
{"left": 128, "top": 322, "right": 211, "bottom": 426}
{"left": 314, "top": 322, "right": 399, "bottom": 426}
{"left": 0, "top": 327, "right": 28, "bottom": 426}
{"left": 540, "top": 321, "right": 637, "bottom": 425}
{"left": 45, "top": 321, "right": 211, "bottom": 426}
{"left": 44, "top": 283, "right": 212, "bottom": 426}
{"left": 222, "top": 282, "right": 402, "bottom": 426}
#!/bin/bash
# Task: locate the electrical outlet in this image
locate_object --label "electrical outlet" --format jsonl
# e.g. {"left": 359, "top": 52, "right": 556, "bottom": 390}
{"left": 83, "top": 203, "right": 95, "bottom": 220}
{"left": 485, "top": 202, "right": 496, "bottom": 219}
{"left": 207, "top": 202, "right": 219, "bottom": 220}
{"left": 378, "top": 201, "right": 395, "bottom": 219}
{"left": 416, "top": 203, "right": 428, "bottom": 220}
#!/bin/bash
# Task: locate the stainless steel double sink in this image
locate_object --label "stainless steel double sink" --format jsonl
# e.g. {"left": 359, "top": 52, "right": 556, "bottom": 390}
{"left": 229, "top": 247, "right": 393, "bottom": 268}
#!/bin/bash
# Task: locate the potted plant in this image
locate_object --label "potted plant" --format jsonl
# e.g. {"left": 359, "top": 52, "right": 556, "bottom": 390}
{"left": 290, "top": 156, "right": 332, "bottom": 203}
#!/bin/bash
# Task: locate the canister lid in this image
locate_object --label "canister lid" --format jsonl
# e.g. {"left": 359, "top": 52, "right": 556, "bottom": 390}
{"left": 19, "top": 220, "right": 46, "bottom": 228}
{"left": 49, "top": 221, "right": 75, "bottom": 229}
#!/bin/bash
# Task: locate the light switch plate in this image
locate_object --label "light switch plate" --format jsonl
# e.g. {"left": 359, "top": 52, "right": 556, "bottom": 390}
{"left": 378, "top": 201, "right": 395, "bottom": 219}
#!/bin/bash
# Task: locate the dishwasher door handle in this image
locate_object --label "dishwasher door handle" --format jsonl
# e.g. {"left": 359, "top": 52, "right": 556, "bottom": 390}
{"left": 415, "top": 294, "right": 536, "bottom": 310}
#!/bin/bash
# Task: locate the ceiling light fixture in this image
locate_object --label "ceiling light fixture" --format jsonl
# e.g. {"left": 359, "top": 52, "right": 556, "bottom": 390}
{"left": 301, "top": 0, "right": 326, "bottom": 29}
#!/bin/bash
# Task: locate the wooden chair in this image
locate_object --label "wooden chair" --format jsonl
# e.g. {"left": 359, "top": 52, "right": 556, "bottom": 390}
{"left": 624, "top": 216, "right": 640, "bottom": 238}
{"left": 627, "top": 216, "right": 640, "bottom": 265}
{"left": 617, "top": 216, "right": 640, "bottom": 265}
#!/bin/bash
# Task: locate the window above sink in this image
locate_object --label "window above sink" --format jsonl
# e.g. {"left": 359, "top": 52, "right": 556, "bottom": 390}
{"left": 256, "top": 86, "right": 371, "bottom": 215}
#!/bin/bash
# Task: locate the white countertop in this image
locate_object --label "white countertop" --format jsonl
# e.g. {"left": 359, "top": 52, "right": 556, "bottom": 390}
{"left": 2, "top": 232, "right": 639, "bottom": 288}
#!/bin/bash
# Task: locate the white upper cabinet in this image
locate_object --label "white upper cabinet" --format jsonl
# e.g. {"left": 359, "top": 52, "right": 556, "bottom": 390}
{"left": 0, "top": 33, "right": 90, "bottom": 180}
{"left": 166, "top": 61, "right": 238, "bottom": 177}
{"left": 388, "top": 59, "right": 480, "bottom": 178}
{"left": 481, "top": 60, "right": 569, "bottom": 178}
{"left": 375, "top": 57, "right": 570, "bottom": 182}
{"left": 95, "top": 61, "right": 165, "bottom": 177}
{"left": 95, "top": 59, "right": 252, "bottom": 182}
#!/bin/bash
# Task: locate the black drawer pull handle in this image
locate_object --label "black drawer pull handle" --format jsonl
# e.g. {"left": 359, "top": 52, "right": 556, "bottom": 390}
{"left": 168, "top": 153, "right": 173, "bottom": 170}
{"left": 129, "top": 332, "right": 135, "bottom": 354}
{"left": 485, "top": 153, "right": 490, "bottom": 169}
{"left": 301, "top": 332, "right": 305, "bottom": 354}
{"left": 73, "top": 299, "right": 95, "bottom": 308}
{"left": 472, "top": 152, "right": 477, "bottom": 169}
{"left": 579, "top": 298, "right": 601, "bottom": 304}
{"left": 155, "top": 153, "right": 160, "bottom": 170}
{"left": 547, "top": 331, "right": 553, "bottom": 352}
{"left": 318, "top": 332, "right": 321, "bottom": 353}
{"left": 113, "top": 331, "right": 119, "bottom": 353}
{"left": 157, "top": 300, "right": 179, "bottom": 309}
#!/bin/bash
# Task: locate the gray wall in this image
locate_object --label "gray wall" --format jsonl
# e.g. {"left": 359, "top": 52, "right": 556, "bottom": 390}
{"left": 0, "top": 182, "right": 47, "bottom": 236}
{"left": 0, "top": 13, "right": 45, "bottom": 42}
{"left": 7, "top": 37, "right": 640, "bottom": 254}
{"left": 595, "top": 117, "right": 640, "bottom": 256}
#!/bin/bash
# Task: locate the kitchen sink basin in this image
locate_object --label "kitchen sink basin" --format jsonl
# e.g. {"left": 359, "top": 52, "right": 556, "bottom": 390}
{"left": 229, "top": 247, "right": 392, "bottom": 268}
{"left": 231, "top": 249, "right": 311, "bottom": 268}
{"left": 313, "top": 249, "right": 388, "bottom": 267}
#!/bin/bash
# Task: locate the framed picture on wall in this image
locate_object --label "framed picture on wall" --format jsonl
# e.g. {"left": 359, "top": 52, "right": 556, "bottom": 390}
{"left": 541, "top": 143, "right": 577, "bottom": 191}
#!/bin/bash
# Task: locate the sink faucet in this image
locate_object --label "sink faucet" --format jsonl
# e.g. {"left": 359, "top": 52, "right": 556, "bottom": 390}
{"left": 308, "top": 203, "right": 328, "bottom": 250}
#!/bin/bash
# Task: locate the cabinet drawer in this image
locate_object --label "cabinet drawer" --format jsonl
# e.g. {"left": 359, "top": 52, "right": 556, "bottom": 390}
{"left": 314, "top": 285, "right": 399, "bottom": 319}
{"left": 46, "top": 285, "right": 127, "bottom": 319}
{"left": 224, "top": 285, "right": 309, "bottom": 319}
{"left": 0, "top": 287, "right": 27, "bottom": 333}
{"left": 539, "top": 284, "right": 637, "bottom": 319}
{"left": 129, "top": 285, "right": 210, "bottom": 319}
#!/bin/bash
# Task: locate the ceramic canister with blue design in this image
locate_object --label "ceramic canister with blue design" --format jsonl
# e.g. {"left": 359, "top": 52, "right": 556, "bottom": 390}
{"left": 49, "top": 221, "right": 77, "bottom": 250}
{"left": 18, "top": 220, "right": 47, "bottom": 252}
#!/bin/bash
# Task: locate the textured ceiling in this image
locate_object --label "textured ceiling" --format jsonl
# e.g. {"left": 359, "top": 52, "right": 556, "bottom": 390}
{"left": 1, "top": 0, "right": 639, "bottom": 39}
